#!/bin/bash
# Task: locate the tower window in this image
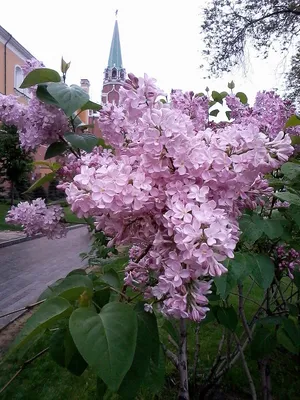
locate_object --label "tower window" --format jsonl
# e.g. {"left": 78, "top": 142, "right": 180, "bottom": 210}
{"left": 112, "top": 68, "right": 117, "bottom": 79}
{"left": 120, "top": 71, "right": 125, "bottom": 80}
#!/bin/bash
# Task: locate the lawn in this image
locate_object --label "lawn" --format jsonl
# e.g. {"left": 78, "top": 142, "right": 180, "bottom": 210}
{"left": 0, "top": 276, "right": 299, "bottom": 400}
{"left": 0, "top": 202, "right": 84, "bottom": 231}
{"left": 0, "top": 203, "right": 22, "bottom": 231}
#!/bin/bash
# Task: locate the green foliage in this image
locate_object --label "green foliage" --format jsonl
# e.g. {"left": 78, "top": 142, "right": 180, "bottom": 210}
{"left": 235, "top": 92, "right": 248, "bottom": 104}
{"left": 250, "top": 325, "right": 277, "bottom": 359}
{"left": 45, "top": 142, "right": 68, "bottom": 159}
{"left": 49, "top": 326, "right": 87, "bottom": 376}
{"left": 47, "top": 83, "right": 89, "bottom": 117}
{"left": 24, "top": 172, "right": 56, "bottom": 193}
{"left": 20, "top": 68, "right": 61, "bottom": 88}
{"left": 0, "top": 124, "right": 33, "bottom": 203}
{"left": 80, "top": 100, "right": 102, "bottom": 112}
{"left": 48, "top": 274, "right": 93, "bottom": 302}
{"left": 213, "top": 305, "right": 238, "bottom": 331}
{"left": 36, "top": 84, "right": 60, "bottom": 106}
{"left": 250, "top": 254, "right": 274, "bottom": 290}
{"left": 64, "top": 132, "right": 98, "bottom": 153}
{"left": 12, "top": 297, "right": 72, "bottom": 351}
{"left": 118, "top": 303, "right": 160, "bottom": 399}
{"left": 69, "top": 303, "right": 138, "bottom": 391}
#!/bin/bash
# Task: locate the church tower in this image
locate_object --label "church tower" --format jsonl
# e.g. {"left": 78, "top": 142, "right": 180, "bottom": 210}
{"left": 101, "top": 14, "right": 126, "bottom": 105}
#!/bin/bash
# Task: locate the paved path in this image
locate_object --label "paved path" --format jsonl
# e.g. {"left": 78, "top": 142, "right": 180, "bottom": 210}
{"left": 0, "top": 226, "right": 90, "bottom": 328}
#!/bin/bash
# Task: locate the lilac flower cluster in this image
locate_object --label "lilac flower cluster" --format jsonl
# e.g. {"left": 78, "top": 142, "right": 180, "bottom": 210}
{"left": 62, "top": 73, "right": 293, "bottom": 321}
{"left": 276, "top": 245, "right": 300, "bottom": 279}
{"left": 226, "top": 90, "right": 300, "bottom": 139}
{"left": 6, "top": 198, "right": 66, "bottom": 239}
{"left": 0, "top": 60, "right": 69, "bottom": 151}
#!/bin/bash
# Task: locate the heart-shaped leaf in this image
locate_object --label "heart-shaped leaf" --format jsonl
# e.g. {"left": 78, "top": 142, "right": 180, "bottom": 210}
{"left": 69, "top": 303, "right": 138, "bottom": 391}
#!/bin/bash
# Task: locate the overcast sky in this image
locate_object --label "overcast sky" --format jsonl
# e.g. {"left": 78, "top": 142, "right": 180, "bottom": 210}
{"left": 1, "top": 0, "right": 290, "bottom": 104}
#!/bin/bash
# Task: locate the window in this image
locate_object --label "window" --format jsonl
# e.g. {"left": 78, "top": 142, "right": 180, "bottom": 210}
{"left": 112, "top": 68, "right": 117, "bottom": 79}
{"left": 14, "top": 66, "right": 24, "bottom": 91}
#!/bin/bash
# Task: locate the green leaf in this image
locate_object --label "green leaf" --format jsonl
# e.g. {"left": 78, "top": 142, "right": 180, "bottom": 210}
{"left": 250, "top": 326, "right": 277, "bottom": 359}
{"left": 210, "top": 109, "right": 219, "bottom": 117}
{"left": 214, "top": 270, "right": 237, "bottom": 299}
{"left": 195, "top": 92, "right": 205, "bottom": 97}
{"left": 64, "top": 132, "right": 98, "bottom": 153}
{"left": 293, "top": 270, "right": 300, "bottom": 289}
{"left": 236, "top": 92, "right": 248, "bottom": 104}
{"left": 274, "top": 191, "right": 300, "bottom": 206}
{"left": 285, "top": 114, "right": 300, "bottom": 129}
{"left": 262, "top": 219, "right": 284, "bottom": 240}
{"left": 80, "top": 100, "right": 102, "bottom": 112}
{"left": 100, "top": 269, "right": 120, "bottom": 289}
{"left": 66, "top": 269, "right": 87, "bottom": 277}
{"left": 288, "top": 304, "right": 299, "bottom": 317}
{"left": 213, "top": 305, "right": 238, "bottom": 331}
{"left": 282, "top": 318, "right": 300, "bottom": 349}
{"left": 277, "top": 327, "right": 299, "bottom": 354}
{"left": 239, "top": 214, "right": 264, "bottom": 244}
{"left": 228, "top": 81, "right": 235, "bottom": 90}
{"left": 37, "top": 278, "right": 64, "bottom": 301}
{"left": 20, "top": 68, "right": 61, "bottom": 89}
{"left": 12, "top": 297, "right": 72, "bottom": 351}
{"left": 211, "top": 91, "right": 223, "bottom": 104}
{"left": 230, "top": 253, "right": 253, "bottom": 282}
{"left": 96, "top": 378, "right": 108, "bottom": 399}
{"left": 250, "top": 254, "right": 274, "bottom": 290}
{"left": 49, "top": 327, "right": 87, "bottom": 376}
{"left": 36, "top": 84, "right": 60, "bottom": 106}
{"left": 161, "top": 318, "right": 179, "bottom": 344}
{"left": 225, "top": 110, "right": 231, "bottom": 120}
{"left": 69, "top": 303, "right": 138, "bottom": 391}
{"left": 47, "top": 83, "right": 89, "bottom": 117}
{"left": 52, "top": 275, "right": 93, "bottom": 302}
{"left": 93, "top": 286, "right": 111, "bottom": 309}
{"left": 291, "top": 135, "right": 300, "bottom": 145}
{"left": 142, "top": 345, "right": 165, "bottom": 394}
{"left": 281, "top": 162, "right": 300, "bottom": 180}
{"left": 61, "top": 57, "right": 71, "bottom": 74}
{"left": 118, "top": 303, "right": 159, "bottom": 399}
{"left": 258, "top": 316, "right": 284, "bottom": 326}
{"left": 44, "top": 142, "right": 68, "bottom": 160}
{"left": 24, "top": 172, "right": 55, "bottom": 193}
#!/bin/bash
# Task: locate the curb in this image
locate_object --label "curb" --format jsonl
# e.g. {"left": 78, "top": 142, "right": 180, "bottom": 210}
{"left": 0, "top": 224, "right": 86, "bottom": 249}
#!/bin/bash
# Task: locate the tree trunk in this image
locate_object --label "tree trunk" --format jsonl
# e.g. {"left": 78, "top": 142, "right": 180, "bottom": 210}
{"left": 178, "top": 319, "right": 189, "bottom": 400}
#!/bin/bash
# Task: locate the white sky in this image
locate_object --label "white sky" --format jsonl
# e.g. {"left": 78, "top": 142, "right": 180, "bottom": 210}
{"left": 1, "top": 0, "right": 291, "bottom": 104}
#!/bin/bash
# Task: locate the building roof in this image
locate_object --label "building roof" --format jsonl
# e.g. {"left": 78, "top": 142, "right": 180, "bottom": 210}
{"left": 107, "top": 20, "right": 123, "bottom": 69}
{"left": 0, "top": 25, "right": 35, "bottom": 60}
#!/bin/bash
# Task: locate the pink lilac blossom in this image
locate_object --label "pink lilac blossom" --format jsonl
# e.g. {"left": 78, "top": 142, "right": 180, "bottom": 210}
{"left": 2, "top": 64, "right": 295, "bottom": 321}
{"left": 6, "top": 198, "right": 66, "bottom": 239}
{"left": 62, "top": 74, "right": 293, "bottom": 321}
{"left": 0, "top": 60, "right": 69, "bottom": 151}
{"left": 226, "top": 90, "right": 300, "bottom": 139}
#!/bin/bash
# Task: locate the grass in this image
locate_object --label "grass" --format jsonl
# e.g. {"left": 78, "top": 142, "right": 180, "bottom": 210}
{"left": 0, "top": 203, "right": 22, "bottom": 231}
{"left": 0, "top": 273, "right": 299, "bottom": 399}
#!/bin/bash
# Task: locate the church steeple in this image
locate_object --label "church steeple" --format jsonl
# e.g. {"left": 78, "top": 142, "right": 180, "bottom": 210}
{"left": 107, "top": 20, "right": 123, "bottom": 69}
{"left": 102, "top": 12, "right": 126, "bottom": 103}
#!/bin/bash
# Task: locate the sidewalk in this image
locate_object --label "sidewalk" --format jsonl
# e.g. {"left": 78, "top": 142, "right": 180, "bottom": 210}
{"left": 0, "top": 230, "right": 26, "bottom": 246}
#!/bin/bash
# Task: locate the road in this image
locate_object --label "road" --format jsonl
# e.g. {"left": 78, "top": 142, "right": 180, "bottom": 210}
{"left": 0, "top": 226, "right": 90, "bottom": 328}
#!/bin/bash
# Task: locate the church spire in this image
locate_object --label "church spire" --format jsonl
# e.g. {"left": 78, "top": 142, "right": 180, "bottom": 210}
{"left": 102, "top": 12, "right": 126, "bottom": 105}
{"left": 107, "top": 19, "right": 123, "bottom": 69}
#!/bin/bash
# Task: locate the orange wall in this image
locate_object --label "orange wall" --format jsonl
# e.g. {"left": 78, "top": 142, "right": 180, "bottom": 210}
{"left": 0, "top": 42, "right": 27, "bottom": 95}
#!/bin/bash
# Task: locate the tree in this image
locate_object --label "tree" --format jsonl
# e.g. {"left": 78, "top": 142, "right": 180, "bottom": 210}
{"left": 201, "top": 0, "right": 300, "bottom": 77}
{"left": 285, "top": 47, "right": 300, "bottom": 107}
{"left": 0, "top": 124, "right": 33, "bottom": 205}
